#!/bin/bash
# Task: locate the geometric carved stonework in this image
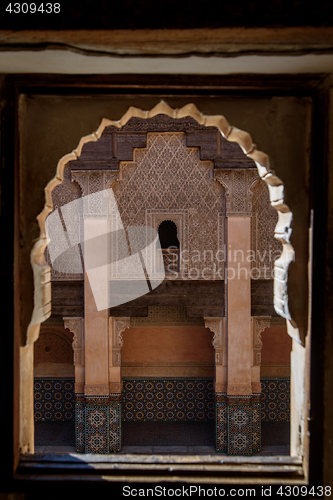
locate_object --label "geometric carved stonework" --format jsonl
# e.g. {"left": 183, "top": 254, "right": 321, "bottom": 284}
{"left": 46, "top": 165, "right": 83, "bottom": 281}
{"left": 131, "top": 306, "right": 204, "bottom": 327}
{"left": 252, "top": 316, "right": 271, "bottom": 367}
{"left": 109, "top": 317, "right": 130, "bottom": 368}
{"left": 204, "top": 317, "right": 223, "bottom": 348}
{"left": 204, "top": 317, "right": 224, "bottom": 367}
{"left": 63, "top": 317, "right": 84, "bottom": 367}
{"left": 251, "top": 180, "right": 282, "bottom": 278}
{"left": 114, "top": 133, "right": 225, "bottom": 280}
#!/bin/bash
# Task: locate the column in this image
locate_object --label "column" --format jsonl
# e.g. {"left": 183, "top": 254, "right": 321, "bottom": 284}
{"left": 214, "top": 168, "right": 259, "bottom": 455}
{"left": 226, "top": 216, "right": 253, "bottom": 455}
{"left": 204, "top": 317, "right": 227, "bottom": 452}
{"left": 108, "top": 317, "right": 130, "bottom": 452}
{"left": 251, "top": 316, "right": 271, "bottom": 453}
{"left": 63, "top": 317, "right": 85, "bottom": 452}
{"left": 70, "top": 170, "right": 122, "bottom": 453}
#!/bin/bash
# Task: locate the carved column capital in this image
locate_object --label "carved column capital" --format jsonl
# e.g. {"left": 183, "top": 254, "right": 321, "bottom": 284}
{"left": 109, "top": 317, "right": 130, "bottom": 369}
{"left": 214, "top": 169, "right": 259, "bottom": 217}
{"left": 252, "top": 316, "right": 271, "bottom": 367}
{"left": 71, "top": 171, "right": 88, "bottom": 196}
{"left": 110, "top": 317, "right": 131, "bottom": 349}
{"left": 204, "top": 317, "right": 223, "bottom": 348}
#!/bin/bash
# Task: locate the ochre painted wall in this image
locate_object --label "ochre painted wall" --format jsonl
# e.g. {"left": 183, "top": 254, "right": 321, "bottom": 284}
{"left": 122, "top": 326, "right": 214, "bottom": 364}
{"left": 261, "top": 326, "right": 292, "bottom": 364}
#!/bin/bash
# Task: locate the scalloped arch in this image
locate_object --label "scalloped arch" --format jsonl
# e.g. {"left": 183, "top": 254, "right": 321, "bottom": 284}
{"left": 28, "top": 101, "right": 299, "bottom": 346}
{"left": 157, "top": 218, "right": 181, "bottom": 244}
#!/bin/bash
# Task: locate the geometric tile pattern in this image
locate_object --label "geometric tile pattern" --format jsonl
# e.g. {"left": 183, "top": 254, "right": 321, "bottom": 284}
{"left": 109, "top": 403, "right": 121, "bottom": 452}
{"left": 123, "top": 379, "right": 214, "bottom": 422}
{"left": 85, "top": 405, "right": 109, "bottom": 454}
{"left": 75, "top": 400, "right": 85, "bottom": 452}
{"left": 34, "top": 378, "right": 74, "bottom": 421}
{"left": 252, "top": 397, "right": 261, "bottom": 453}
{"left": 74, "top": 396, "right": 122, "bottom": 454}
{"left": 216, "top": 401, "right": 227, "bottom": 452}
{"left": 260, "top": 379, "right": 290, "bottom": 422}
{"left": 228, "top": 403, "right": 252, "bottom": 456}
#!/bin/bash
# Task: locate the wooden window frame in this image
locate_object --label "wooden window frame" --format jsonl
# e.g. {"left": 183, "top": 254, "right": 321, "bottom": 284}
{"left": 0, "top": 73, "right": 328, "bottom": 488}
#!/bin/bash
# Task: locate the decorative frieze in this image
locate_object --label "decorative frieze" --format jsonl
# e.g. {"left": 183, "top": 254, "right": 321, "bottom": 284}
{"left": 131, "top": 305, "right": 204, "bottom": 327}
{"left": 84, "top": 384, "right": 109, "bottom": 396}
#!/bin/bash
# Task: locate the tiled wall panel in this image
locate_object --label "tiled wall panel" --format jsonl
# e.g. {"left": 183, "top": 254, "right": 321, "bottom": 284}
{"left": 122, "top": 378, "right": 215, "bottom": 422}
{"left": 261, "top": 379, "right": 290, "bottom": 422}
{"left": 34, "top": 378, "right": 75, "bottom": 421}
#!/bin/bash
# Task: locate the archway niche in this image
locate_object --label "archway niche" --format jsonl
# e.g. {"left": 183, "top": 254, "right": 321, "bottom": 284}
{"left": 158, "top": 220, "right": 180, "bottom": 273}
{"left": 23, "top": 102, "right": 305, "bottom": 458}
{"left": 33, "top": 327, "right": 75, "bottom": 448}
{"left": 120, "top": 308, "right": 215, "bottom": 448}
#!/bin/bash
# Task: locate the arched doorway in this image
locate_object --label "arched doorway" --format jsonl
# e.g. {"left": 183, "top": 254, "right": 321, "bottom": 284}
{"left": 121, "top": 307, "right": 215, "bottom": 449}
{"left": 33, "top": 327, "right": 75, "bottom": 449}
{"left": 29, "top": 102, "right": 296, "bottom": 456}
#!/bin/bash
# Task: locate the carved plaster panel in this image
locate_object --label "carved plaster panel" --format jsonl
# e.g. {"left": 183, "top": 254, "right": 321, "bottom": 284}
{"left": 131, "top": 306, "right": 204, "bottom": 327}
{"left": 251, "top": 179, "right": 282, "bottom": 278}
{"left": 113, "top": 132, "right": 225, "bottom": 280}
{"left": 252, "top": 316, "right": 271, "bottom": 367}
{"left": 204, "top": 317, "right": 223, "bottom": 348}
{"left": 84, "top": 384, "right": 109, "bottom": 396}
{"left": 215, "top": 349, "right": 223, "bottom": 365}
{"left": 63, "top": 316, "right": 84, "bottom": 367}
{"left": 110, "top": 317, "right": 131, "bottom": 349}
{"left": 46, "top": 165, "right": 83, "bottom": 280}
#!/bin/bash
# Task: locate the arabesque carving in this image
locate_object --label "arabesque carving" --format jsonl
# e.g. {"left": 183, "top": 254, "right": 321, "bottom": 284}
{"left": 113, "top": 132, "right": 225, "bottom": 280}
{"left": 252, "top": 316, "right": 271, "bottom": 367}
{"left": 251, "top": 180, "right": 282, "bottom": 278}
{"left": 63, "top": 317, "right": 84, "bottom": 367}
{"left": 110, "top": 317, "right": 131, "bottom": 349}
{"left": 131, "top": 306, "right": 204, "bottom": 327}
{"left": 204, "top": 317, "right": 223, "bottom": 348}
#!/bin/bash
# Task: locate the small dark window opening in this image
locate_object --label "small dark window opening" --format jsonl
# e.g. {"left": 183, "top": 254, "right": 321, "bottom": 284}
{"left": 158, "top": 220, "right": 180, "bottom": 273}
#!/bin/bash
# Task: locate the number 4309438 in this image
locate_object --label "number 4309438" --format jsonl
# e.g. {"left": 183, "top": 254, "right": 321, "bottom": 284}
{"left": 6, "top": 3, "right": 60, "bottom": 13}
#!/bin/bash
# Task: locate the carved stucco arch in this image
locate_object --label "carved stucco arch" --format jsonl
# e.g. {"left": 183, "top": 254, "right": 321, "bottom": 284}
{"left": 38, "top": 327, "right": 73, "bottom": 347}
{"left": 29, "top": 101, "right": 298, "bottom": 346}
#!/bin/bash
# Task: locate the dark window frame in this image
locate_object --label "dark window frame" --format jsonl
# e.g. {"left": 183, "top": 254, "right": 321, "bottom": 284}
{"left": 0, "top": 73, "right": 329, "bottom": 489}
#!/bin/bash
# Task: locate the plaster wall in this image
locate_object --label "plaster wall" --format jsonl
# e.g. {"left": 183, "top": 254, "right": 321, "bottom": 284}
{"left": 122, "top": 326, "right": 214, "bottom": 363}
{"left": 261, "top": 326, "right": 292, "bottom": 364}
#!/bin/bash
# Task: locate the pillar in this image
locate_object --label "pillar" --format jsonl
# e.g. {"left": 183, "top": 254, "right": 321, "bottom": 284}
{"left": 65, "top": 170, "right": 123, "bottom": 453}
{"left": 214, "top": 168, "right": 260, "bottom": 455}
{"left": 63, "top": 317, "right": 85, "bottom": 452}
{"left": 109, "top": 316, "right": 130, "bottom": 452}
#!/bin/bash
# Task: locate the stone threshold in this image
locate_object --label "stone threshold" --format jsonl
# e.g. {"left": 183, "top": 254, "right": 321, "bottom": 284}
{"left": 34, "top": 445, "right": 290, "bottom": 456}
